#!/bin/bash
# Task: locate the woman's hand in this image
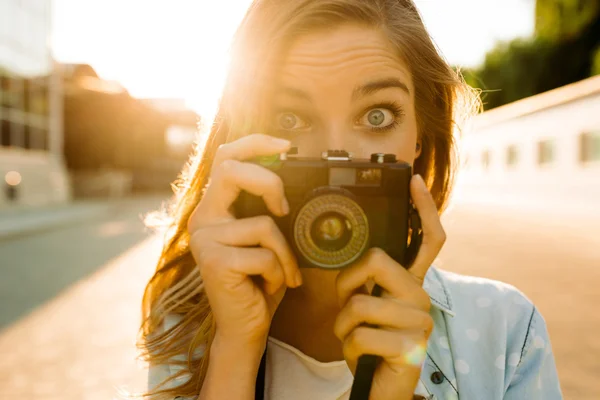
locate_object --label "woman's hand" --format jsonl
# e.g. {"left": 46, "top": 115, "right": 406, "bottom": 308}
{"left": 333, "top": 174, "right": 446, "bottom": 400}
{"left": 187, "top": 134, "right": 302, "bottom": 351}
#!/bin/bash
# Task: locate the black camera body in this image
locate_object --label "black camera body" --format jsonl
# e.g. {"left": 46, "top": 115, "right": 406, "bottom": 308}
{"left": 234, "top": 149, "right": 415, "bottom": 269}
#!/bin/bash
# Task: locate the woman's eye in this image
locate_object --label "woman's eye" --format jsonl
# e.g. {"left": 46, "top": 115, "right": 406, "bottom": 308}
{"left": 277, "top": 112, "right": 310, "bottom": 130}
{"left": 359, "top": 108, "right": 395, "bottom": 129}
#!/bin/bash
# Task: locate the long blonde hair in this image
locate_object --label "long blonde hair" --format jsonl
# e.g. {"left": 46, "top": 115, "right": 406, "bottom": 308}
{"left": 137, "top": 0, "right": 481, "bottom": 398}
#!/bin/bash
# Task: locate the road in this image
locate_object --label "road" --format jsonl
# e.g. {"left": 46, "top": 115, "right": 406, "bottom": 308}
{"left": 439, "top": 202, "right": 600, "bottom": 399}
{"left": 0, "top": 196, "right": 166, "bottom": 399}
{"left": 0, "top": 197, "right": 598, "bottom": 399}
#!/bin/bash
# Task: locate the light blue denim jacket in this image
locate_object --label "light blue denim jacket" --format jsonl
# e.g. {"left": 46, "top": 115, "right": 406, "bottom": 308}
{"left": 147, "top": 266, "right": 563, "bottom": 399}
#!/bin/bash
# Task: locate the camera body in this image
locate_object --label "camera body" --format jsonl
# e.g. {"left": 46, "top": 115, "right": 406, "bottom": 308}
{"left": 234, "top": 149, "right": 414, "bottom": 269}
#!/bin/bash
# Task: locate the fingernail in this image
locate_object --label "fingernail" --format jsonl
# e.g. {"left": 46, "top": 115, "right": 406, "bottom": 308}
{"left": 281, "top": 197, "right": 290, "bottom": 215}
{"left": 294, "top": 270, "right": 303, "bottom": 287}
{"left": 272, "top": 137, "right": 291, "bottom": 147}
{"left": 415, "top": 174, "right": 427, "bottom": 191}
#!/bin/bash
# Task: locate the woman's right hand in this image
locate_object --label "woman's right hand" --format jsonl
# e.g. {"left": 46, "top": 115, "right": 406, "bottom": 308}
{"left": 187, "top": 133, "right": 302, "bottom": 350}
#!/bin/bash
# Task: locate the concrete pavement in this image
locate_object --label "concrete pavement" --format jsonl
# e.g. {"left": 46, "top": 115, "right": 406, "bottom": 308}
{"left": 439, "top": 202, "right": 600, "bottom": 399}
{"left": 0, "top": 195, "right": 168, "bottom": 399}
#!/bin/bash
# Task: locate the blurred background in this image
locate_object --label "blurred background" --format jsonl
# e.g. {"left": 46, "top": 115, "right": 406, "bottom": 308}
{"left": 0, "top": 0, "right": 598, "bottom": 399}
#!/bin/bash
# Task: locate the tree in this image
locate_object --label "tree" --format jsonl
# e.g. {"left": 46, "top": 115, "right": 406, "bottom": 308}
{"left": 463, "top": 0, "right": 600, "bottom": 111}
{"left": 536, "top": 0, "right": 600, "bottom": 40}
{"left": 462, "top": 38, "right": 554, "bottom": 110}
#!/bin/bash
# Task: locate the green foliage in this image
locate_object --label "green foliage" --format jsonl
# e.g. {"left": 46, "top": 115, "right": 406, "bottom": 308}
{"left": 463, "top": 0, "right": 600, "bottom": 111}
{"left": 462, "top": 38, "right": 554, "bottom": 110}
{"left": 536, "top": 0, "right": 600, "bottom": 40}
{"left": 592, "top": 46, "right": 600, "bottom": 75}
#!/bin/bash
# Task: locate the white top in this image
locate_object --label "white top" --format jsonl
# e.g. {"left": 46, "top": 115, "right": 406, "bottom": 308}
{"left": 265, "top": 336, "right": 354, "bottom": 400}
{"left": 265, "top": 336, "right": 432, "bottom": 400}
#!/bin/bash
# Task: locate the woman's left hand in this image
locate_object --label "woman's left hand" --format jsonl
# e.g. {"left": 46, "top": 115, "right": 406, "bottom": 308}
{"left": 334, "top": 174, "right": 446, "bottom": 400}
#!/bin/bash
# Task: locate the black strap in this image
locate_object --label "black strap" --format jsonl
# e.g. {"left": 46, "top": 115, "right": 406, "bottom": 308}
{"left": 255, "top": 349, "right": 267, "bottom": 399}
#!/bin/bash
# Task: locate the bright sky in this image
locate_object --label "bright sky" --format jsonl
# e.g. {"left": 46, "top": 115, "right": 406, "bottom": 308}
{"left": 51, "top": 0, "right": 535, "bottom": 115}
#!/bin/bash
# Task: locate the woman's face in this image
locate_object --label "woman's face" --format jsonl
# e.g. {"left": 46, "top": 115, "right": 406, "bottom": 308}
{"left": 270, "top": 24, "right": 421, "bottom": 164}
{"left": 267, "top": 24, "right": 421, "bottom": 300}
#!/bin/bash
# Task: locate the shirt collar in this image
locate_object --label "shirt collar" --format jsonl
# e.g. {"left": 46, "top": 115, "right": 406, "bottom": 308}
{"left": 423, "top": 265, "right": 455, "bottom": 317}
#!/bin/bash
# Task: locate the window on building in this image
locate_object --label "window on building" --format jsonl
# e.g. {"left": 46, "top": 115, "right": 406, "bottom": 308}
{"left": 537, "top": 139, "right": 555, "bottom": 165}
{"left": 463, "top": 154, "right": 471, "bottom": 169}
{"left": 1, "top": 119, "right": 10, "bottom": 147}
{"left": 580, "top": 131, "right": 600, "bottom": 163}
{"left": 29, "top": 126, "right": 48, "bottom": 151}
{"left": 506, "top": 145, "right": 518, "bottom": 167}
{"left": 482, "top": 150, "right": 490, "bottom": 170}
{"left": 0, "top": 74, "right": 11, "bottom": 108}
{"left": 2, "top": 77, "right": 24, "bottom": 109}
{"left": 29, "top": 85, "right": 49, "bottom": 117}
{"left": 482, "top": 150, "right": 491, "bottom": 169}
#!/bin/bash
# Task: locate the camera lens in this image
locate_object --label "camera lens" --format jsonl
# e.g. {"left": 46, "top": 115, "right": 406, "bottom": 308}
{"left": 310, "top": 212, "right": 352, "bottom": 251}
{"left": 293, "top": 188, "right": 369, "bottom": 269}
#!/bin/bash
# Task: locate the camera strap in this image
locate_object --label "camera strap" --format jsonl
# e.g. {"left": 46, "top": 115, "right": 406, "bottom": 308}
{"left": 254, "top": 206, "right": 423, "bottom": 400}
{"left": 255, "top": 348, "right": 267, "bottom": 400}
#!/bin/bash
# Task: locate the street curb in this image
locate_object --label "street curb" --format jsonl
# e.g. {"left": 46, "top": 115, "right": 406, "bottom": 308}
{"left": 0, "top": 203, "right": 120, "bottom": 242}
{"left": 0, "top": 194, "right": 169, "bottom": 242}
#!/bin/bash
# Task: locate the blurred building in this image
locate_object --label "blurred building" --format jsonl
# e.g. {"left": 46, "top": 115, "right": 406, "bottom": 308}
{"left": 0, "top": 0, "right": 69, "bottom": 209}
{"left": 135, "top": 98, "right": 199, "bottom": 192}
{"left": 456, "top": 75, "right": 600, "bottom": 211}
{"left": 60, "top": 68, "right": 198, "bottom": 196}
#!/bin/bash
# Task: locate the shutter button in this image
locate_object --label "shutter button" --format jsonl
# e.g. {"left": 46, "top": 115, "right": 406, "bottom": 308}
{"left": 430, "top": 371, "right": 444, "bottom": 384}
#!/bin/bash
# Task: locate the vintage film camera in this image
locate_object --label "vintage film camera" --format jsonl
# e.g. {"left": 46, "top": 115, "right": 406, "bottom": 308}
{"left": 234, "top": 149, "right": 421, "bottom": 269}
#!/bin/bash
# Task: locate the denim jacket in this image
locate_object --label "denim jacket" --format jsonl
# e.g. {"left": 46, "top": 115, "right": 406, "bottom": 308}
{"left": 147, "top": 266, "right": 563, "bottom": 399}
{"left": 411, "top": 266, "right": 562, "bottom": 399}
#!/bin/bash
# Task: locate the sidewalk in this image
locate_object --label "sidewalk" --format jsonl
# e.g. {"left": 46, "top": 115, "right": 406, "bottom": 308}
{"left": 0, "top": 194, "right": 169, "bottom": 241}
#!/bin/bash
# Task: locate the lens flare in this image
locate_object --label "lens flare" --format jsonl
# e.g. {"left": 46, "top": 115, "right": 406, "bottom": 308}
{"left": 404, "top": 343, "right": 427, "bottom": 366}
{"left": 5, "top": 171, "right": 22, "bottom": 186}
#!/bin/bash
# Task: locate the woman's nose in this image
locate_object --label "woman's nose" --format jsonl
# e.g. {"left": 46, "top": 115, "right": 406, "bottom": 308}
{"left": 321, "top": 123, "right": 349, "bottom": 151}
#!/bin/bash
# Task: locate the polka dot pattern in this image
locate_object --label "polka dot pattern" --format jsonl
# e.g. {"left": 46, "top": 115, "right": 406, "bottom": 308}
{"left": 534, "top": 336, "right": 545, "bottom": 349}
{"left": 476, "top": 297, "right": 492, "bottom": 308}
{"left": 466, "top": 329, "right": 480, "bottom": 341}
{"left": 439, "top": 336, "right": 450, "bottom": 350}
{"left": 445, "top": 391, "right": 459, "bottom": 400}
{"left": 495, "top": 355, "right": 505, "bottom": 370}
{"left": 455, "top": 359, "right": 470, "bottom": 374}
{"left": 508, "top": 353, "right": 520, "bottom": 367}
{"left": 450, "top": 378, "right": 457, "bottom": 389}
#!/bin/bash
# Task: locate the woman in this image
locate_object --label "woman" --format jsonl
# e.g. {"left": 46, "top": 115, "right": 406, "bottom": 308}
{"left": 138, "top": 0, "right": 562, "bottom": 399}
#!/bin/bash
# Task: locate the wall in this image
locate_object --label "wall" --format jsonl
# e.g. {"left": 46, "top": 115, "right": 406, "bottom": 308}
{"left": 454, "top": 77, "right": 600, "bottom": 214}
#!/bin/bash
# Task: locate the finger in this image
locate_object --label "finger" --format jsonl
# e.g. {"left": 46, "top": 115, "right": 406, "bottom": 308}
{"left": 212, "top": 133, "right": 291, "bottom": 169}
{"left": 190, "top": 215, "right": 300, "bottom": 288}
{"left": 342, "top": 327, "right": 428, "bottom": 374}
{"left": 336, "top": 248, "right": 430, "bottom": 310}
{"left": 190, "top": 160, "right": 288, "bottom": 228}
{"left": 199, "top": 245, "right": 285, "bottom": 296}
{"left": 408, "top": 174, "right": 446, "bottom": 281}
{"left": 334, "top": 294, "right": 434, "bottom": 342}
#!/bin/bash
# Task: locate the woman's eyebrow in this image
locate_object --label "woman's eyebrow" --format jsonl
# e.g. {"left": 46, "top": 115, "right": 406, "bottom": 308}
{"left": 352, "top": 77, "right": 410, "bottom": 100}
{"left": 276, "top": 86, "right": 312, "bottom": 101}
{"left": 275, "top": 77, "right": 410, "bottom": 102}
